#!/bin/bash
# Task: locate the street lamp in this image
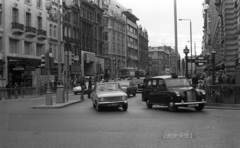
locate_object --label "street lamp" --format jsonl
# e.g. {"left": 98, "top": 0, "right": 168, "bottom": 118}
{"left": 179, "top": 19, "right": 192, "bottom": 77}
{"left": 183, "top": 45, "right": 189, "bottom": 78}
{"left": 211, "top": 49, "right": 217, "bottom": 85}
{"left": 45, "top": 0, "right": 74, "bottom": 103}
{"left": 188, "top": 40, "right": 196, "bottom": 73}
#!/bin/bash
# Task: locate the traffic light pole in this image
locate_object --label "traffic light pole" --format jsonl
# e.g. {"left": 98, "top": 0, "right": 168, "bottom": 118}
{"left": 65, "top": 50, "right": 69, "bottom": 102}
{"left": 46, "top": 50, "right": 52, "bottom": 105}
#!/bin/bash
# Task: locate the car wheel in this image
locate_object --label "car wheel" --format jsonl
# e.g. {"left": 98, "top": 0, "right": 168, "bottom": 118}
{"left": 96, "top": 103, "right": 101, "bottom": 111}
{"left": 168, "top": 100, "right": 177, "bottom": 112}
{"left": 122, "top": 103, "right": 128, "bottom": 111}
{"left": 194, "top": 104, "right": 205, "bottom": 111}
{"left": 146, "top": 99, "right": 153, "bottom": 109}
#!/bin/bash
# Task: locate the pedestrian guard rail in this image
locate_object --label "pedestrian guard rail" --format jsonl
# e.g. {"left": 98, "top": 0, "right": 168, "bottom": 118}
{"left": 198, "top": 84, "right": 240, "bottom": 104}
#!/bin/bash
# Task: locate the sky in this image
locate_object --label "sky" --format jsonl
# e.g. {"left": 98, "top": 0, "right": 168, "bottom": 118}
{"left": 118, "top": 0, "right": 204, "bottom": 59}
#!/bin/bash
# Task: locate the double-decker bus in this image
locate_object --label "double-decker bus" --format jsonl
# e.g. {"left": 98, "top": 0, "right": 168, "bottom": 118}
{"left": 119, "top": 67, "right": 135, "bottom": 79}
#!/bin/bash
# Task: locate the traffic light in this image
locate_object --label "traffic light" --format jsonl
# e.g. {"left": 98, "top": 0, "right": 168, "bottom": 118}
{"left": 69, "top": 51, "right": 76, "bottom": 65}
{"left": 45, "top": 51, "right": 54, "bottom": 70}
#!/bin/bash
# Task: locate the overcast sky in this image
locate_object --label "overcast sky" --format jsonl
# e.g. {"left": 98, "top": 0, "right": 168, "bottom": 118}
{"left": 118, "top": 0, "right": 204, "bottom": 59}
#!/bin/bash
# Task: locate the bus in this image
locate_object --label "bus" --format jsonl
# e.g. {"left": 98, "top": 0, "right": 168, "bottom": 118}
{"left": 119, "top": 67, "right": 135, "bottom": 79}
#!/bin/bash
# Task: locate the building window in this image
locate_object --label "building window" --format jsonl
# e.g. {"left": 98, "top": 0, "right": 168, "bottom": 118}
{"left": 12, "top": 8, "right": 19, "bottom": 23}
{"left": 49, "top": 24, "right": 52, "bottom": 37}
{"left": 36, "top": 44, "right": 44, "bottom": 56}
{"left": 26, "top": 12, "right": 31, "bottom": 26}
{"left": 25, "top": 41, "right": 33, "bottom": 55}
{"left": 37, "top": 0, "right": 42, "bottom": 8}
{"left": 37, "top": 16, "right": 42, "bottom": 29}
{"left": 9, "top": 39, "right": 20, "bottom": 54}
{"left": 54, "top": 25, "right": 57, "bottom": 37}
{"left": 0, "top": 4, "right": 2, "bottom": 26}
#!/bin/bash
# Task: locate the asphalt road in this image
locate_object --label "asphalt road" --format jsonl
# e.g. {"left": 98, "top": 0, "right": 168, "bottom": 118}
{"left": 0, "top": 93, "right": 240, "bottom": 148}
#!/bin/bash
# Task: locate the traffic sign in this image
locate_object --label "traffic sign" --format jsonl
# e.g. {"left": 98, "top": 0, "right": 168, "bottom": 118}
{"left": 195, "top": 55, "right": 207, "bottom": 67}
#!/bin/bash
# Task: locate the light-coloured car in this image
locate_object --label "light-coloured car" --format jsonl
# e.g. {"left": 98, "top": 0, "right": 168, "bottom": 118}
{"left": 73, "top": 83, "right": 95, "bottom": 95}
{"left": 91, "top": 82, "right": 128, "bottom": 111}
{"left": 117, "top": 80, "right": 137, "bottom": 98}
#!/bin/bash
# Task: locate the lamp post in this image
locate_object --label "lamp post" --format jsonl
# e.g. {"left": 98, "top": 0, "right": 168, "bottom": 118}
{"left": 211, "top": 49, "right": 217, "bottom": 85}
{"left": 188, "top": 40, "right": 196, "bottom": 73}
{"left": 45, "top": 0, "right": 74, "bottom": 103}
{"left": 183, "top": 46, "right": 189, "bottom": 78}
{"left": 179, "top": 19, "right": 192, "bottom": 77}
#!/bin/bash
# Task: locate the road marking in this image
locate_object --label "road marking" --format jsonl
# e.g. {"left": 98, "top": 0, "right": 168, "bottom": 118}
{"left": 163, "top": 132, "right": 192, "bottom": 139}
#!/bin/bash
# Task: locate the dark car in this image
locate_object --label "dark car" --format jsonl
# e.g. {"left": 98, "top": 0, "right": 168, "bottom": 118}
{"left": 142, "top": 75, "right": 206, "bottom": 111}
{"left": 132, "top": 77, "right": 145, "bottom": 92}
{"left": 117, "top": 80, "right": 138, "bottom": 98}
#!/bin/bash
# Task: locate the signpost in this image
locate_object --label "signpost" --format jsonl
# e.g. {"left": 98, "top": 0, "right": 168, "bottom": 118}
{"left": 195, "top": 55, "right": 207, "bottom": 67}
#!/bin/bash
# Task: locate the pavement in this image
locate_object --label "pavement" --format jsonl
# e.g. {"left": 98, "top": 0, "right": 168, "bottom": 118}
{"left": 206, "top": 103, "right": 240, "bottom": 110}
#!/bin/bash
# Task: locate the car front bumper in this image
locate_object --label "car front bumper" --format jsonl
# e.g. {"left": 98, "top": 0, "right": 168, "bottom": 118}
{"left": 174, "top": 100, "right": 206, "bottom": 106}
{"left": 98, "top": 101, "right": 128, "bottom": 107}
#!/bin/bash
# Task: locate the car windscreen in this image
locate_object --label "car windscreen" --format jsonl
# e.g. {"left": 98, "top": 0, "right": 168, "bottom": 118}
{"left": 96, "top": 83, "right": 120, "bottom": 91}
{"left": 165, "top": 78, "right": 190, "bottom": 87}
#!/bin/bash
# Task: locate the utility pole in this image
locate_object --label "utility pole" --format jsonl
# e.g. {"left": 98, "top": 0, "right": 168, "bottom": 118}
{"left": 174, "top": 0, "right": 178, "bottom": 75}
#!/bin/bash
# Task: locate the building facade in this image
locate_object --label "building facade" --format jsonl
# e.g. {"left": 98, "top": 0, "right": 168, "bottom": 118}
{"left": 2, "top": 0, "right": 48, "bottom": 87}
{"left": 148, "top": 46, "right": 170, "bottom": 76}
{"left": 202, "top": 0, "right": 239, "bottom": 80}
{"left": 138, "top": 25, "right": 149, "bottom": 74}
{"left": 103, "top": 0, "right": 126, "bottom": 79}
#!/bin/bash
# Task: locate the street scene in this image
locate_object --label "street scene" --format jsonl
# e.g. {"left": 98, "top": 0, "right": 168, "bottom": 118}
{"left": 1, "top": 93, "right": 240, "bottom": 148}
{"left": 1, "top": 0, "right": 240, "bottom": 147}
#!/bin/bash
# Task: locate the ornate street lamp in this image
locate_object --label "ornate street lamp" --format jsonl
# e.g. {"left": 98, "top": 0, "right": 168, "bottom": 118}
{"left": 211, "top": 49, "right": 217, "bottom": 85}
{"left": 183, "top": 45, "right": 189, "bottom": 78}
{"left": 45, "top": 0, "right": 74, "bottom": 104}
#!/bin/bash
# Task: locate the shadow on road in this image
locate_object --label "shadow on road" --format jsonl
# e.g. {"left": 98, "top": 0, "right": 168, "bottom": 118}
{"left": 142, "top": 106, "right": 207, "bottom": 114}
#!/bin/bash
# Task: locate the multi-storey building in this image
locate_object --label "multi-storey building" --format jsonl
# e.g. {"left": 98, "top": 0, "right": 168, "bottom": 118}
{"left": 203, "top": 0, "right": 238, "bottom": 78}
{"left": 62, "top": 0, "right": 81, "bottom": 81}
{"left": 2, "top": 0, "right": 48, "bottom": 87}
{"left": 93, "top": 0, "right": 104, "bottom": 81}
{"left": 103, "top": 0, "right": 126, "bottom": 79}
{"left": 138, "top": 25, "right": 148, "bottom": 74}
{"left": 148, "top": 46, "right": 170, "bottom": 76}
{"left": 123, "top": 9, "right": 139, "bottom": 70}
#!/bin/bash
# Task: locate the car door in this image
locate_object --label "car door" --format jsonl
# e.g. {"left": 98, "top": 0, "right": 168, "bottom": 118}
{"left": 91, "top": 85, "right": 97, "bottom": 103}
{"left": 155, "top": 79, "right": 168, "bottom": 105}
{"left": 150, "top": 79, "right": 159, "bottom": 104}
{"left": 142, "top": 79, "right": 152, "bottom": 102}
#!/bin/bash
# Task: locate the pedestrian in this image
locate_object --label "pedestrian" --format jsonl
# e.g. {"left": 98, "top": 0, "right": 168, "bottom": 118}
{"left": 6, "top": 82, "right": 12, "bottom": 99}
{"left": 80, "top": 77, "right": 86, "bottom": 101}
{"left": 87, "top": 77, "right": 92, "bottom": 99}
{"left": 14, "top": 82, "right": 18, "bottom": 99}
{"left": 191, "top": 74, "right": 199, "bottom": 88}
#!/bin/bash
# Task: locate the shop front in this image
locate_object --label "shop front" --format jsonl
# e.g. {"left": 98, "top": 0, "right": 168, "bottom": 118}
{"left": 8, "top": 57, "right": 41, "bottom": 87}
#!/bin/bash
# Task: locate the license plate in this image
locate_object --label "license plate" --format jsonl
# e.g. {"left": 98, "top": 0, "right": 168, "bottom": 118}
{"left": 188, "top": 104, "right": 198, "bottom": 107}
{"left": 108, "top": 104, "right": 118, "bottom": 107}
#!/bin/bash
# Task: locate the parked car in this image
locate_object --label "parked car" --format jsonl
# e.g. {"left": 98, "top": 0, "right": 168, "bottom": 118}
{"left": 132, "top": 77, "right": 145, "bottom": 92}
{"left": 73, "top": 83, "right": 95, "bottom": 95}
{"left": 117, "top": 80, "right": 137, "bottom": 97}
{"left": 142, "top": 75, "right": 206, "bottom": 112}
{"left": 91, "top": 82, "right": 128, "bottom": 111}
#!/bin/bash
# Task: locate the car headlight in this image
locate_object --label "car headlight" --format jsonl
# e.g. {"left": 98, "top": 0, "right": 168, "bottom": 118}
{"left": 201, "top": 90, "right": 206, "bottom": 95}
{"left": 174, "top": 91, "right": 180, "bottom": 97}
{"left": 98, "top": 98, "right": 104, "bottom": 102}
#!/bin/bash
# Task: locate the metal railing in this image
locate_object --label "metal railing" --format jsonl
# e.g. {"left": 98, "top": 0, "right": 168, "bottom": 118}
{"left": 199, "top": 84, "right": 240, "bottom": 104}
{"left": 11, "top": 22, "right": 24, "bottom": 31}
{"left": 25, "top": 26, "right": 36, "bottom": 34}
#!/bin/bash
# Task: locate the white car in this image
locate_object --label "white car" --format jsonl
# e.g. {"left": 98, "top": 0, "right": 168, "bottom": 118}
{"left": 91, "top": 82, "right": 128, "bottom": 111}
{"left": 73, "top": 83, "right": 95, "bottom": 95}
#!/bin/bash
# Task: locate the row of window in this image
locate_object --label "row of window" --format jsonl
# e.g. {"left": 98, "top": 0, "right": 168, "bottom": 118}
{"left": 9, "top": 39, "right": 45, "bottom": 56}
{"left": 25, "top": 0, "right": 42, "bottom": 8}
{"left": 128, "top": 36, "right": 137, "bottom": 46}
{"left": 12, "top": 8, "right": 43, "bottom": 29}
{"left": 127, "top": 25, "right": 137, "bottom": 35}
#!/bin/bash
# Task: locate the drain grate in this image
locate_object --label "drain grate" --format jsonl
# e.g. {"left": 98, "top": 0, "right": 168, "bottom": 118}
{"left": 163, "top": 132, "right": 192, "bottom": 139}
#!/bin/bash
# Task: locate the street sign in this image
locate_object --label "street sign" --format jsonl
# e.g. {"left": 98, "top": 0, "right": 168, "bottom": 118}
{"left": 195, "top": 55, "right": 207, "bottom": 67}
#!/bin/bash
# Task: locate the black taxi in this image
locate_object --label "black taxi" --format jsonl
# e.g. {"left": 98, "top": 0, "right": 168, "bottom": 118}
{"left": 142, "top": 75, "right": 206, "bottom": 111}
